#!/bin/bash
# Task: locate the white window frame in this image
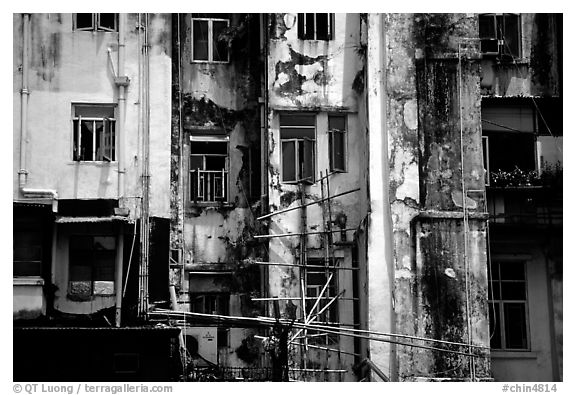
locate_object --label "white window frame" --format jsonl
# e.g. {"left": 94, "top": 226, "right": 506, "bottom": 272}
{"left": 74, "top": 13, "right": 118, "bottom": 32}
{"left": 279, "top": 113, "right": 316, "bottom": 184}
{"left": 191, "top": 17, "right": 230, "bottom": 63}
{"left": 72, "top": 104, "right": 117, "bottom": 162}
{"left": 328, "top": 114, "right": 347, "bottom": 173}
{"left": 189, "top": 135, "right": 230, "bottom": 204}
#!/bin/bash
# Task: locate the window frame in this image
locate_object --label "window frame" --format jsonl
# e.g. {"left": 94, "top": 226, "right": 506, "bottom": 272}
{"left": 72, "top": 104, "right": 117, "bottom": 163}
{"left": 488, "top": 260, "right": 531, "bottom": 351}
{"left": 479, "top": 13, "right": 521, "bottom": 58}
{"left": 191, "top": 16, "right": 230, "bottom": 63}
{"left": 279, "top": 113, "right": 316, "bottom": 184}
{"left": 74, "top": 13, "right": 118, "bottom": 32}
{"left": 328, "top": 114, "right": 348, "bottom": 173}
{"left": 304, "top": 260, "right": 339, "bottom": 345}
{"left": 297, "top": 13, "right": 334, "bottom": 41}
{"left": 68, "top": 235, "right": 117, "bottom": 298}
{"left": 188, "top": 136, "right": 230, "bottom": 204}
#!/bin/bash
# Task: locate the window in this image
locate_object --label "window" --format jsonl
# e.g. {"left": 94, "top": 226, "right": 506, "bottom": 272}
{"left": 13, "top": 217, "right": 43, "bottom": 277}
{"left": 488, "top": 261, "right": 529, "bottom": 350}
{"left": 305, "top": 264, "right": 338, "bottom": 344}
{"left": 73, "top": 105, "right": 116, "bottom": 162}
{"left": 74, "top": 13, "right": 117, "bottom": 32}
{"left": 479, "top": 14, "right": 520, "bottom": 58}
{"left": 328, "top": 114, "right": 347, "bottom": 173}
{"left": 190, "top": 292, "right": 230, "bottom": 346}
{"left": 280, "top": 113, "right": 315, "bottom": 183}
{"left": 69, "top": 236, "right": 116, "bottom": 297}
{"left": 192, "top": 15, "right": 229, "bottom": 62}
{"left": 297, "top": 13, "right": 333, "bottom": 40}
{"left": 189, "top": 138, "right": 229, "bottom": 203}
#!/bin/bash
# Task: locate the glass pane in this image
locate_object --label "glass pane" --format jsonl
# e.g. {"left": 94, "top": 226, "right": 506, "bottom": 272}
{"left": 193, "top": 20, "right": 209, "bottom": 61}
{"left": 479, "top": 15, "right": 496, "bottom": 38}
{"left": 500, "top": 262, "right": 525, "bottom": 280}
{"left": 95, "top": 121, "right": 104, "bottom": 161}
{"left": 190, "top": 141, "right": 227, "bottom": 155}
{"left": 76, "top": 14, "right": 94, "bottom": 30}
{"left": 315, "top": 14, "right": 330, "bottom": 40}
{"left": 93, "top": 236, "right": 116, "bottom": 250}
{"left": 190, "top": 156, "right": 203, "bottom": 171}
{"left": 70, "top": 262, "right": 92, "bottom": 282}
{"left": 489, "top": 302, "right": 502, "bottom": 349}
{"left": 94, "top": 252, "right": 115, "bottom": 281}
{"left": 503, "top": 14, "right": 520, "bottom": 57}
{"left": 80, "top": 121, "right": 93, "bottom": 160}
{"left": 205, "top": 156, "right": 226, "bottom": 171}
{"left": 305, "top": 13, "right": 315, "bottom": 39}
{"left": 280, "top": 127, "right": 315, "bottom": 139}
{"left": 504, "top": 303, "right": 528, "bottom": 349}
{"left": 297, "top": 14, "right": 305, "bottom": 39}
{"left": 212, "top": 20, "right": 229, "bottom": 62}
{"left": 301, "top": 139, "right": 314, "bottom": 181}
{"left": 13, "top": 260, "right": 42, "bottom": 277}
{"left": 489, "top": 280, "right": 500, "bottom": 300}
{"left": 98, "top": 14, "right": 116, "bottom": 31}
{"left": 75, "top": 105, "right": 114, "bottom": 118}
{"left": 282, "top": 141, "right": 296, "bottom": 182}
{"left": 501, "top": 281, "right": 526, "bottom": 300}
{"left": 332, "top": 131, "right": 345, "bottom": 171}
{"left": 328, "top": 114, "right": 346, "bottom": 131}
{"left": 280, "top": 113, "right": 315, "bottom": 127}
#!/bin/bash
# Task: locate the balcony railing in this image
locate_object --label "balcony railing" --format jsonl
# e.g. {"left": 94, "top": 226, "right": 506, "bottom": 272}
{"left": 191, "top": 169, "right": 228, "bottom": 203}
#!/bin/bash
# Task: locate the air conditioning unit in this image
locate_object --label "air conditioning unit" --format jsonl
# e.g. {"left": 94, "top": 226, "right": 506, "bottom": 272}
{"left": 183, "top": 327, "right": 218, "bottom": 365}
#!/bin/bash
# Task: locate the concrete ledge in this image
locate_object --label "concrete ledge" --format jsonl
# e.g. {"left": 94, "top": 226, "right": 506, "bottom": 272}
{"left": 13, "top": 277, "right": 44, "bottom": 286}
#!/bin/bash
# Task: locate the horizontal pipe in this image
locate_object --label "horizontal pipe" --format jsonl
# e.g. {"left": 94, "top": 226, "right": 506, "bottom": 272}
{"left": 253, "top": 227, "right": 357, "bottom": 239}
{"left": 250, "top": 261, "right": 359, "bottom": 271}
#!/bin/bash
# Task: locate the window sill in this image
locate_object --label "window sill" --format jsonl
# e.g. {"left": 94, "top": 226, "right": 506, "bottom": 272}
{"left": 191, "top": 60, "right": 230, "bottom": 64}
{"left": 13, "top": 277, "right": 44, "bottom": 286}
{"left": 68, "top": 161, "right": 117, "bottom": 166}
{"left": 189, "top": 202, "right": 233, "bottom": 208}
{"left": 491, "top": 350, "right": 538, "bottom": 359}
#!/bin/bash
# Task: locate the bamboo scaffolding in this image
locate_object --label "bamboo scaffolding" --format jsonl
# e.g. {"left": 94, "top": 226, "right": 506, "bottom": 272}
{"left": 256, "top": 187, "right": 360, "bottom": 221}
{"left": 253, "top": 227, "right": 357, "bottom": 239}
{"left": 149, "top": 309, "right": 485, "bottom": 357}
{"left": 251, "top": 296, "right": 357, "bottom": 301}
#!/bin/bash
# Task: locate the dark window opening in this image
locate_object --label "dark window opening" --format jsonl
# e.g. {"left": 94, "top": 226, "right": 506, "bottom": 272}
{"left": 488, "top": 261, "right": 529, "bottom": 350}
{"left": 479, "top": 14, "right": 520, "bottom": 58}
{"left": 14, "top": 217, "right": 44, "bottom": 277}
{"left": 297, "top": 13, "right": 333, "bottom": 40}
{"left": 280, "top": 113, "right": 316, "bottom": 183}
{"left": 69, "top": 235, "right": 116, "bottom": 298}
{"left": 328, "top": 114, "right": 347, "bottom": 173}
{"left": 74, "top": 14, "right": 117, "bottom": 32}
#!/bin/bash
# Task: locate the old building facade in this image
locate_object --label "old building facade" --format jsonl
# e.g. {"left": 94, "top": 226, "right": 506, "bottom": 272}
{"left": 13, "top": 13, "right": 562, "bottom": 382}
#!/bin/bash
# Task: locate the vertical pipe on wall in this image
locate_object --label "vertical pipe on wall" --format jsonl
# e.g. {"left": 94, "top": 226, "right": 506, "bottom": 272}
{"left": 117, "top": 13, "right": 127, "bottom": 202}
{"left": 18, "top": 13, "right": 31, "bottom": 189}
{"left": 115, "top": 226, "right": 125, "bottom": 327}
{"left": 366, "top": 13, "right": 397, "bottom": 381}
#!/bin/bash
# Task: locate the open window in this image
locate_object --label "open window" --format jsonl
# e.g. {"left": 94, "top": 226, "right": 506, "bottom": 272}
{"left": 191, "top": 15, "right": 230, "bottom": 63}
{"left": 328, "top": 114, "right": 347, "bottom": 173}
{"left": 189, "top": 137, "right": 229, "bottom": 203}
{"left": 69, "top": 235, "right": 116, "bottom": 298}
{"left": 74, "top": 14, "right": 117, "bottom": 32}
{"left": 73, "top": 105, "right": 116, "bottom": 162}
{"left": 479, "top": 13, "right": 520, "bottom": 58}
{"left": 488, "top": 261, "right": 529, "bottom": 350}
{"left": 297, "top": 13, "right": 333, "bottom": 40}
{"left": 280, "top": 113, "right": 316, "bottom": 184}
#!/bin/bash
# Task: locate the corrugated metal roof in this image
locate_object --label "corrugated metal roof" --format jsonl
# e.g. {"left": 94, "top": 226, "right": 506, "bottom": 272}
{"left": 14, "top": 325, "right": 179, "bottom": 332}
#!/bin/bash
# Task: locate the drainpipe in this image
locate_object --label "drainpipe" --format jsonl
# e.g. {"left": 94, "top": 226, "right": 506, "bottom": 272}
{"left": 18, "top": 13, "right": 30, "bottom": 189}
{"left": 114, "top": 13, "right": 129, "bottom": 327}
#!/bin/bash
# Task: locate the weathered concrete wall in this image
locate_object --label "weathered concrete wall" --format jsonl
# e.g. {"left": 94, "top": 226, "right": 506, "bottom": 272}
{"left": 169, "top": 14, "right": 264, "bottom": 369}
{"left": 375, "top": 13, "right": 491, "bottom": 380}
{"left": 480, "top": 14, "right": 561, "bottom": 97}
{"left": 265, "top": 13, "right": 365, "bottom": 381}
{"left": 13, "top": 279, "right": 45, "bottom": 319}
{"left": 13, "top": 13, "right": 172, "bottom": 219}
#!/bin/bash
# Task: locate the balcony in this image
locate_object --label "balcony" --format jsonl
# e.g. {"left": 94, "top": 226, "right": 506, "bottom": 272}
{"left": 191, "top": 169, "right": 228, "bottom": 203}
